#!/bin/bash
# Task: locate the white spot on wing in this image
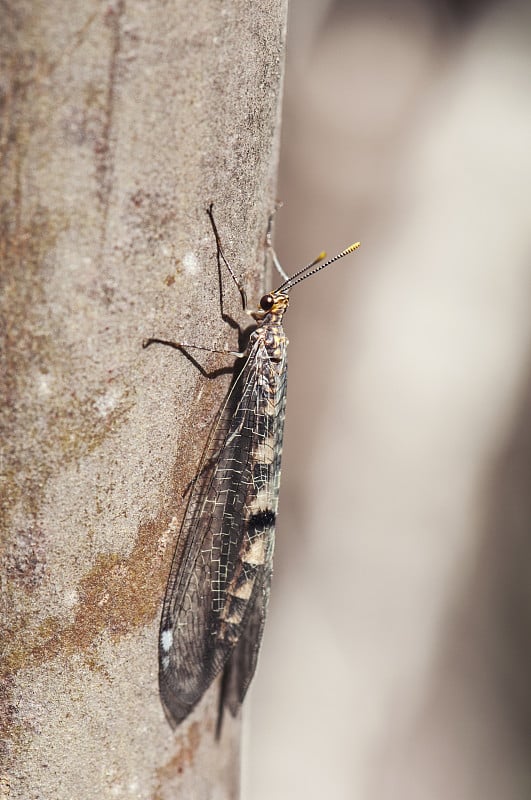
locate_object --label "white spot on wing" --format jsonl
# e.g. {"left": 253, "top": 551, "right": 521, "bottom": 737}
{"left": 253, "top": 438, "right": 275, "bottom": 464}
{"left": 231, "top": 578, "right": 253, "bottom": 600}
{"left": 244, "top": 535, "right": 266, "bottom": 566}
{"left": 160, "top": 628, "right": 173, "bottom": 652}
{"left": 247, "top": 489, "right": 271, "bottom": 513}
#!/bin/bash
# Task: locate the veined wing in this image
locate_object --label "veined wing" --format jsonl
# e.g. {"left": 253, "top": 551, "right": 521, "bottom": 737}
{"left": 159, "top": 336, "right": 287, "bottom": 727}
{"left": 222, "top": 353, "right": 288, "bottom": 717}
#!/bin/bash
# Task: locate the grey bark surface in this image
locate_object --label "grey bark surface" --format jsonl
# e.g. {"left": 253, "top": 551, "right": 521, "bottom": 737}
{"left": 0, "top": 1, "right": 287, "bottom": 798}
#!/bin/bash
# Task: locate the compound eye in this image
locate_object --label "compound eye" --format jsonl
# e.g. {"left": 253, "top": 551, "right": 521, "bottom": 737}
{"left": 260, "top": 294, "right": 274, "bottom": 312}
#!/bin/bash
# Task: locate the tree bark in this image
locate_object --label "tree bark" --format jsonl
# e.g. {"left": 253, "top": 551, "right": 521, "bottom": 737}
{"left": 0, "top": 1, "right": 287, "bottom": 797}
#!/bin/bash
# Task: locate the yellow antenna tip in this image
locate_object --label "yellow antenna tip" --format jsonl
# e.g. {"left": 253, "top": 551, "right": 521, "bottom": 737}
{"left": 334, "top": 242, "right": 361, "bottom": 259}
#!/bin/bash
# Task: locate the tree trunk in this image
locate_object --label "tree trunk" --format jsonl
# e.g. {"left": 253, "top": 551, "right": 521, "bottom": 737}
{"left": 0, "top": 1, "right": 287, "bottom": 797}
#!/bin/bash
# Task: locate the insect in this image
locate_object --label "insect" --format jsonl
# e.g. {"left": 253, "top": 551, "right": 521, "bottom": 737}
{"left": 144, "top": 205, "right": 360, "bottom": 729}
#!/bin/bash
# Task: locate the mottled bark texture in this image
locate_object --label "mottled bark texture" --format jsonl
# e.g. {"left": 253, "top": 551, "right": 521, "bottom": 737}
{"left": 0, "top": 1, "right": 287, "bottom": 797}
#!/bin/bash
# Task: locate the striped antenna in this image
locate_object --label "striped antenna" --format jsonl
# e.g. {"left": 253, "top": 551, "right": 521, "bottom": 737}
{"left": 276, "top": 242, "right": 361, "bottom": 293}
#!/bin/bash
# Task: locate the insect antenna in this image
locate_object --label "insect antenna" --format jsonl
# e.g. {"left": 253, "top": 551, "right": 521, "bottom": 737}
{"left": 275, "top": 241, "right": 360, "bottom": 293}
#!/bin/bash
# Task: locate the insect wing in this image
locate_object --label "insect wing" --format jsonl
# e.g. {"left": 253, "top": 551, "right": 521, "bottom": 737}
{"left": 159, "top": 337, "right": 287, "bottom": 726}
{"left": 225, "top": 350, "right": 287, "bottom": 712}
{"left": 221, "top": 550, "right": 273, "bottom": 716}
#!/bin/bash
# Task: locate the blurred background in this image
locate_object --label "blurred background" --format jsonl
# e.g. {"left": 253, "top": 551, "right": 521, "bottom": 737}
{"left": 246, "top": 1, "right": 531, "bottom": 798}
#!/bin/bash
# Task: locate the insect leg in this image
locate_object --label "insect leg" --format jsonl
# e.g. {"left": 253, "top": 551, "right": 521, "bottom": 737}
{"left": 143, "top": 337, "right": 246, "bottom": 357}
{"left": 266, "top": 203, "right": 289, "bottom": 282}
{"left": 207, "top": 203, "right": 248, "bottom": 313}
{"left": 142, "top": 337, "right": 248, "bottom": 378}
